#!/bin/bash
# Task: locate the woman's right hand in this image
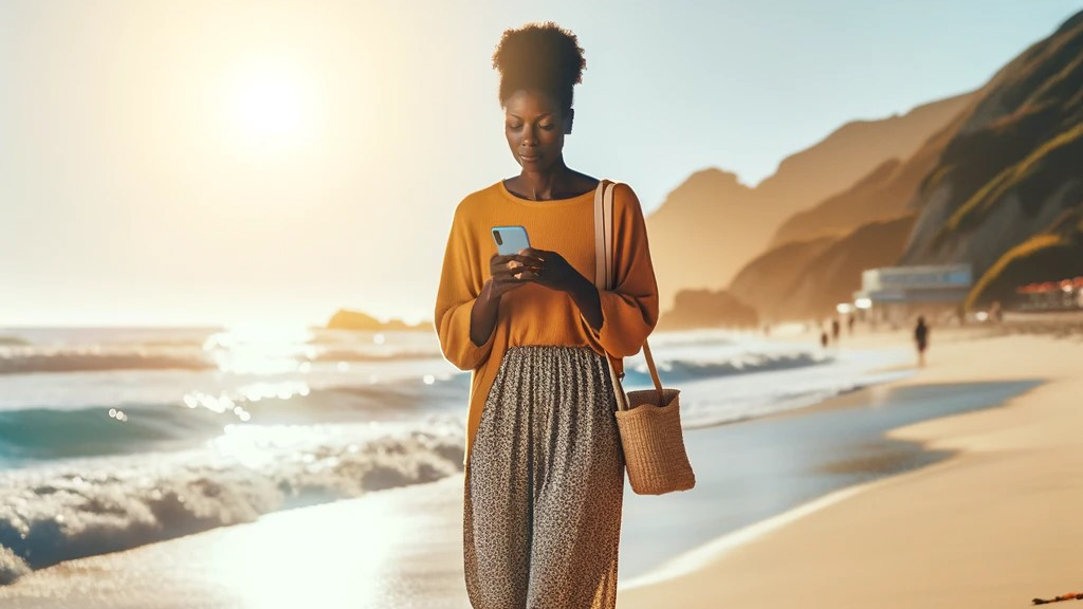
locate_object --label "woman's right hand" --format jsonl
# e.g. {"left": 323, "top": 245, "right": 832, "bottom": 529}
{"left": 469, "top": 250, "right": 543, "bottom": 348}
{"left": 488, "top": 251, "right": 543, "bottom": 299}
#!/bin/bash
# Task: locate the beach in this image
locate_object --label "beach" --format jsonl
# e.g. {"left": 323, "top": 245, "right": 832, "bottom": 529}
{"left": 5, "top": 3, "right": 1082, "bottom": 607}
{"left": 620, "top": 322, "right": 1083, "bottom": 608}
{"left": 0, "top": 321, "right": 1080, "bottom": 607}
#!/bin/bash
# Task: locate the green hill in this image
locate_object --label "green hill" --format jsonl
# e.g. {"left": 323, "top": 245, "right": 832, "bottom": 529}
{"left": 901, "top": 11, "right": 1083, "bottom": 307}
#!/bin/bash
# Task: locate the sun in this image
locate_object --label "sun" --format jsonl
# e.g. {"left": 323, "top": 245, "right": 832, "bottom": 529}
{"left": 222, "top": 59, "right": 317, "bottom": 149}
{"left": 233, "top": 73, "right": 302, "bottom": 136}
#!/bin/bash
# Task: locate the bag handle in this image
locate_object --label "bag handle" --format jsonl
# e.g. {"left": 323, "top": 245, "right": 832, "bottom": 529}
{"left": 593, "top": 180, "right": 665, "bottom": 408}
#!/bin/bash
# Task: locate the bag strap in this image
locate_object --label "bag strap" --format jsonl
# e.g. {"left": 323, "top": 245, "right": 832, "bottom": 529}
{"left": 592, "top": 180, "right": 665, "bottom": 408}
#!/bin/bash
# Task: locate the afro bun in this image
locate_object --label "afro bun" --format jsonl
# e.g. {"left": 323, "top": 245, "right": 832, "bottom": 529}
{"left": 492, "top": 22, "right": 585, "bottom": 112}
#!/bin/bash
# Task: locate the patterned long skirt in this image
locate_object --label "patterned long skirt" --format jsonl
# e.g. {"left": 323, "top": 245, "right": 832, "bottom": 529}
{"left": 463, "top": 345, "right": 626, "bottom": 608}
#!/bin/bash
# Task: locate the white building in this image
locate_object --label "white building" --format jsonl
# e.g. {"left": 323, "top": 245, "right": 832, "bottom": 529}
{"left": 853, "top": 263, "right": 972, "bottom": 324}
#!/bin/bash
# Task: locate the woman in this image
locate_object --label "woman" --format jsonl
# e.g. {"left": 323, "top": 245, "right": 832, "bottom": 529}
{"left": 433, "top": 22, "right": 659, "bottom": 609}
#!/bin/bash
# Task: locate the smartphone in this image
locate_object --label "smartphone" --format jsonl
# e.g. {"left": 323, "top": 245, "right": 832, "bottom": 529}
{"left": 491, "top": 225, "right": 531, "bottom": 256}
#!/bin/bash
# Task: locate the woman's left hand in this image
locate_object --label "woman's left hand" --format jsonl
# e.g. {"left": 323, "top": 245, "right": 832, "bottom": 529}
{"left": 513, "top": 247, "right": 586, "bottom": 293}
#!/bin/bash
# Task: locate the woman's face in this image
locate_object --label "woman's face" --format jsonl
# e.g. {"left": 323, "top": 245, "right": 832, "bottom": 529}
{"left": 503, "top": 89, "right": 571, "bottom": 172}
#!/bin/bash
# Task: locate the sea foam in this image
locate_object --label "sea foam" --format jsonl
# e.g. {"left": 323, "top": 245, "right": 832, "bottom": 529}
{"left": 0, "top": 418, "right": 464, "bottom": 583}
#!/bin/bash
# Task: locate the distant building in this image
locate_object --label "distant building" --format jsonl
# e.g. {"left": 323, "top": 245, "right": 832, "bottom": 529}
{"left": 852, "top": 263, "right": 972, "bottom": 324}
{"left": 1016, "top": 276, "right": 1083, "bottom": 311}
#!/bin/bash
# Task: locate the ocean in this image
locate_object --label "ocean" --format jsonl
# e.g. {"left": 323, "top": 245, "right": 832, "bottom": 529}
{"left": 0, "top": 324, "right": 912, "bottom": 579}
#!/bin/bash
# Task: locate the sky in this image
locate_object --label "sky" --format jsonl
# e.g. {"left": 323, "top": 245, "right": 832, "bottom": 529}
{"left": 2, "top": 0, "right": 1080, "bottom": 328}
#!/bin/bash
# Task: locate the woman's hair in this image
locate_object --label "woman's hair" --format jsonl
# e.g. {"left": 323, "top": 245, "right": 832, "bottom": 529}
{"left": 492, "top": 22, "right": 585, "bottom": 113}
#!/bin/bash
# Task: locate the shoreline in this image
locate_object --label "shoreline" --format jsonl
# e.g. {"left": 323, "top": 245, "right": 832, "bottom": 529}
{"left": 615, "top": 371, "right": 1040, "bottom": 581}
{"left": 619, "top": 475, "right": 885, "bottom": 590}
{"left": 617, "top": 327, "right": 1083, "bottom": 608}
{"left": 0, "top": 328, "right": 914, "bottom": 585}
{"left": 0, "top": 326, "right": 1057, "bottom": 607}
{"left": 0, "top": 325, "right": 1074, "bottom": 602}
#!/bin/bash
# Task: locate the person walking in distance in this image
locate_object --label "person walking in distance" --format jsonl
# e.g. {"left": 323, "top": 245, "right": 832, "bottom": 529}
{"left": 914, "top": 315, "right": 930, "bottom": 367}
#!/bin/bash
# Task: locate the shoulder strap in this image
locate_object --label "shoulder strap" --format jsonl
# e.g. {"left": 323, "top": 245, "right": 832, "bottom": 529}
{"left": 593, "top": 179, "right": 609, "bottom": 289}
{"left": 592, "top": 179, "right": 618, "bottom": 289}
{"left": 593, "top": 179, "right": 665, "bottom": 404}
{"left": 603, "top": 181, "right": 617, "bottom": 289}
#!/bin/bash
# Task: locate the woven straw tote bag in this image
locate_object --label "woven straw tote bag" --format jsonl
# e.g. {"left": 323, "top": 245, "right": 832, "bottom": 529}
{"left": 592, "top": 179, "right": 696, "bottom": 495}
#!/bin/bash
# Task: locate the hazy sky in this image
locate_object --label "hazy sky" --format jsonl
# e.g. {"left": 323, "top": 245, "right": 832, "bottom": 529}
{"left": 3, "top": 0, "right": 1080, "bottom": 328}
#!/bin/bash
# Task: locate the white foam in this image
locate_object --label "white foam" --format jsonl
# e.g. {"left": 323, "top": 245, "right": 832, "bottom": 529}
{"left": 0, "top": 546, "right": 29, "bottom": 585}
{"left": 0, "top": 418, "right": 466, "bottom": 583}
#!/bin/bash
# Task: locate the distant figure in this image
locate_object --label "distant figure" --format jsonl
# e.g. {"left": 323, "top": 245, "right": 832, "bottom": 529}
{"left": 831, "top": 318, "right": 840, "bottom": 343}
{"left": 914, "top": 316, "right": 929, "bottom": 367}
{"left": 847, "top": 315, "right": 855, "bottom": 335}
{"left": 990, "top": 300, "right": 1003, "bottom": 323}
{"left": 820, "top": 330, "right": 829, "bottom": 349}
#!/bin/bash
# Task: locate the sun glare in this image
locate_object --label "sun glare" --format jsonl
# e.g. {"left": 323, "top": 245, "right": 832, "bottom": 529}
{"left": 234, "top": 74, "right": 302, "bottom": 135}
{"left": 222, "top": 58, "right": 319, "bottom": 150}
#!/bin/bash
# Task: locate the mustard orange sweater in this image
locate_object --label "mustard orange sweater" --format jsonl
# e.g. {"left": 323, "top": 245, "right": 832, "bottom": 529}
{"left": 434, "top": 179, "right": 660, "bottom": 467}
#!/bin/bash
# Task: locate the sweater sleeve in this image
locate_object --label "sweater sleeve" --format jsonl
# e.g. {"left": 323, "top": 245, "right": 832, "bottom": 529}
{"left": 434, "top": 205, "right": 497, "bottom": 371}
{"left": 578, "top": 182, "right": 660, "bottom": 358}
